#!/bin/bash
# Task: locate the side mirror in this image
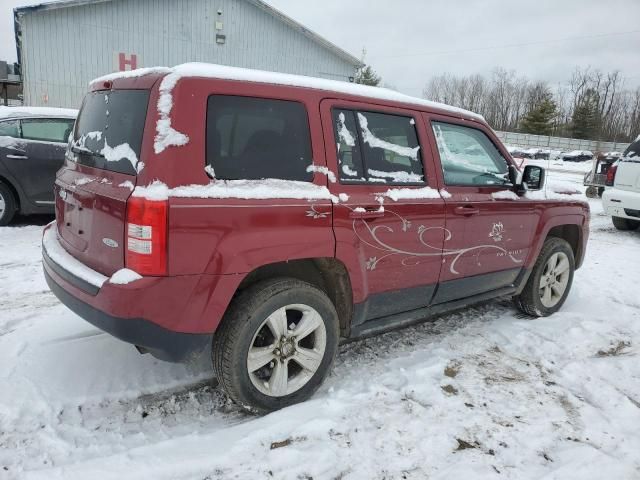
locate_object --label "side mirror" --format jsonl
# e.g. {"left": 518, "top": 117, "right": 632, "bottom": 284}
{"left": 521, "top": 165, "right": 546, "bottom": 191}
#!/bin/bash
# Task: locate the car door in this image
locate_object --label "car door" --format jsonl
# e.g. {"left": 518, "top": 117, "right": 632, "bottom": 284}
{"left": 0, "top": 118, "right": 27, "bottom": 166}
{"left": 425, "top": 114, "right": 537, "bottom": 304}
{"left": 14, "top": 117, "right": 75, "bottom": 206}
{"left": 320, "top": 99, "right": 447, "bottom": 327}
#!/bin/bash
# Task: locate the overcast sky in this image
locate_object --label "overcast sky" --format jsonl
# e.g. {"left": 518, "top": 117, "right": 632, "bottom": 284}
{"left": 2, "top": 0, "right": 639, "bottom": 96}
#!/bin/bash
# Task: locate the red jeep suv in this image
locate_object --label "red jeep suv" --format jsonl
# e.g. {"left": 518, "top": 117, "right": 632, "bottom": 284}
{"left": 43, "top": 63, "right": 589, "bottom": 412}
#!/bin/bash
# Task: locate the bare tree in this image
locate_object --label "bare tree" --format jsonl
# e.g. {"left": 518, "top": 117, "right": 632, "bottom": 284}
{"left": 422, "top": 66, "right": 640, "bottom": 142}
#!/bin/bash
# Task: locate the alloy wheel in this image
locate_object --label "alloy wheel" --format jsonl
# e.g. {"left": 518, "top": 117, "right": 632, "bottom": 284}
{"left": 539, "top": 252, "right": 571, "bottom": 308}
{"left": 247, "top": 304, "right": 327, "bottom": 397}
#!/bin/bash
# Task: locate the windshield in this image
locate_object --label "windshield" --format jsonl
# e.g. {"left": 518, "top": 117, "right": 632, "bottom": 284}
{"left": 71, "top": 89, "right": 149, "bottom": 175}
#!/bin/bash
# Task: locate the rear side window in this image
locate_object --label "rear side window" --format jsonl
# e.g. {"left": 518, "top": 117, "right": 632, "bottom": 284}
{"left": 21, "top": 118, "right": 75, "bottom": 143}
{"left": 72, "top": 89, "right": 150, "bottom": 175}
{"left": 332, "top": 109, "right": 425, "bottom": 184}
{"left": 0, "top": 120, "right": 20, "bottom": 138}
{"left": 432, "top": 122, "right": 510, "bottom": 186}
{"left": 207, "top": 96, "right": 313, "bottom": 181}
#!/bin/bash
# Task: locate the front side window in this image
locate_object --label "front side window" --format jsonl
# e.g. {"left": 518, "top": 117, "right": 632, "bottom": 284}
{"left": 432, "top": 122, "right": 510, "bottom": 187}
{"left": 21, "top": 119, "right": 75, "bottom": 143}
{"left": 207, "top": 96, "right": 313, "bottom": 181}
{"left": 0, "top": 120, "right": 20, "bottom": 138}
{"left": 332, "top": 109, "right": 425, "bottom": 184}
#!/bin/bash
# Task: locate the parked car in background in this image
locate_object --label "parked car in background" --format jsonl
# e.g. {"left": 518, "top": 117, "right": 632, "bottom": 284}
{"left": 0, "top": 106, "right": 78, "bottom": 225}
{"left": 561, "top": 150, "right": 594, "bottom": 162}
{"left": 602, "top": 137, "right": 640, "bottom": 230}
{"left": 42, "top": 64, "right": 589, "bottom": 413}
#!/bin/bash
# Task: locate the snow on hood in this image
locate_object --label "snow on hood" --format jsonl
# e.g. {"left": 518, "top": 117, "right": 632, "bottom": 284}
{"left": 132, "top": 179, "right": 349, "bottom": 203}
{"left": 0, "top": 106, "right": 77, "bottom": 119}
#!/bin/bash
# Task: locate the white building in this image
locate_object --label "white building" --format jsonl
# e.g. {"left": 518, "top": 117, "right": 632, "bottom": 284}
{"left": 14, "top": 0, "right": 361, "bottom": 108}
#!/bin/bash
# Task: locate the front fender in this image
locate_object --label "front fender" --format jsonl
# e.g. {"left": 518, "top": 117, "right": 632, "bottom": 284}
{"left": 526, "top": 201, "right": 590, "bottom": 269}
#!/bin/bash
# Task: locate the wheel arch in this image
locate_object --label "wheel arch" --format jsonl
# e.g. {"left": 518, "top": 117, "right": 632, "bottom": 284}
{"left": 0, "top": 173, "right": 22, "bottom": 213}
{"left": 236, "top": 257, "right": 354, "bottom": 336}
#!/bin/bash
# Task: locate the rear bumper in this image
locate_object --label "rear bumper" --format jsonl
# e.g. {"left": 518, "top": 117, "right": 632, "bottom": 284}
{"left": 44, "top": 265, "right": 210, "bottom": 362}
{"left": 41, "top": 223, "right": 242, "bottom": 362}
{"left": 602, "top": 188, "right": 640, "bottom": 220}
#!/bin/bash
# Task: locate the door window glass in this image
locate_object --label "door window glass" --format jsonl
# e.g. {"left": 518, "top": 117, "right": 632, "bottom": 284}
{"left": 0, "top": 120, "right": 20, "bottom": 138}
{"left": 331, "top": 109, "right": 425, "bottom": 184}
{"left": 207, "top": 95, "right": 313, "bottom": 181}
{"left": 333, "top": 109, "right": 364, "bottom": 181}
{"left": 21, "top": 118, "right": 75, "bottom": 143}
{"left": 432, "top": 122, "right": 510, "bottom": 186}
{"left": 357, "top": 111, "right": 424, "bottom": 184}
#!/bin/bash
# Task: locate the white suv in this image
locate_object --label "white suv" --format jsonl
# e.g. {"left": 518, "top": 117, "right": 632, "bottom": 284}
{"left": 602, "top": 138, "right": 640, "bottom": 231}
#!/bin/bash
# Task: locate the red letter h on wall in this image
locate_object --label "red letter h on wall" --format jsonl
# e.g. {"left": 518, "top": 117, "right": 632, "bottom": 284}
{"left": 119, "top": 53, "right": 138, "bottom": 71}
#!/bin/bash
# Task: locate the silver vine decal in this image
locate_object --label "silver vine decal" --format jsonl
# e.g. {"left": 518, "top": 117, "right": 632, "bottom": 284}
{"left": 352, "top": 208, "right": 522, "bottom": 274}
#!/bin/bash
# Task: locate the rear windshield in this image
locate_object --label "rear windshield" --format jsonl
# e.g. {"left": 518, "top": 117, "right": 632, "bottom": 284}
{"left": 72, "top": 89, "right": 149, "bottom": 175}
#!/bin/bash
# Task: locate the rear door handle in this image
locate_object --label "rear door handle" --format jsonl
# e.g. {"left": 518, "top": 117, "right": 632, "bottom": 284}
{"left": 454, "top": 205, "right": 480, "bottom": 216}
{"left": 6, "top": 155, "right": 28, "bottom": 160}
{"left": 349, "top": 208, "right": 385, "bottom": 220}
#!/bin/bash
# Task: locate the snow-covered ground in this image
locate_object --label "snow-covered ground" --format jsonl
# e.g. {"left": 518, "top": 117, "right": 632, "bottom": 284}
{"left": 1, "top": 170, "right": 640, "bottom": 479}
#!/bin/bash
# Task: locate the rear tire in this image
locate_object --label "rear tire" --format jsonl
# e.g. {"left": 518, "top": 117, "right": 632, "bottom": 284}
{"left": 212, "top": 277, "right": 340, "bottom": 413}
{"left": 514, "top": 237, "right": 575, "bottom": 317}
{"left": 0, "top": 181, "right": 17, "bottom": 226}
{"left": 585, "top": 186, "right": 598, "bottom": 198}
{"left": 612, "top": 216, "right": 640, "bottom": 231}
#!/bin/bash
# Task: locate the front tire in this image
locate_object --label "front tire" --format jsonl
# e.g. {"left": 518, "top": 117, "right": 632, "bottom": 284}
{"left": 612, "top": 216, "right": 640, "bottom": 231}
{"left": 212, "top": 278, "right": 340, "bottom": 413}
{"left": 514, "top": 237, "right": 575, "bottom": 317}
{"left": 0, "top": 181, "right": 17, "bottom": 226}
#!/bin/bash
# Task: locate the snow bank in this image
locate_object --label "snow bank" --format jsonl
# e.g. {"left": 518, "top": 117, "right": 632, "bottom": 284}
{"left": 0, "top": 105, "right": 77, "bottom": 119}
{"left": 133, "top": 179, "right": 348, "bottom": 203}
{"left": 42, "top": 225, "right": 107, "bottom": 289}
{"left": 380, "top": 186, "right": 442, "bottom": 201}
{"left": 109, "top": 269, "right": 143, "bottom": 285}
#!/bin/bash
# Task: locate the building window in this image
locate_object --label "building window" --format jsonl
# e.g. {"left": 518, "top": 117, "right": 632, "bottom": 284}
{"left": 207, "top": 95, "right": 313, "bottom": 181}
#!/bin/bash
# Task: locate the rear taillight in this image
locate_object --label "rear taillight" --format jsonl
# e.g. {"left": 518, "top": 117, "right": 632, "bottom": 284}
{"left": 605, "top": 164, "right": 618, "bottom": 186}
{"left": 125, "top": 196, "right": 168, "bottom": 275}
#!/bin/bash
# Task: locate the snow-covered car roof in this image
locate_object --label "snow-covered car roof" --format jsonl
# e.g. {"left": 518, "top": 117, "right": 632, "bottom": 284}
{"left": 0, "top": 106, "right": 78, "bottom": 120}
{"left": 91, "top": 63, "right": 484, "bottom": 122}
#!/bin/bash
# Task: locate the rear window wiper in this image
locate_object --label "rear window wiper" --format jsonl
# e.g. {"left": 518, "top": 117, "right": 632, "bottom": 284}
{"left": 71, "top": 144, "right": 104, "bottom": 158}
